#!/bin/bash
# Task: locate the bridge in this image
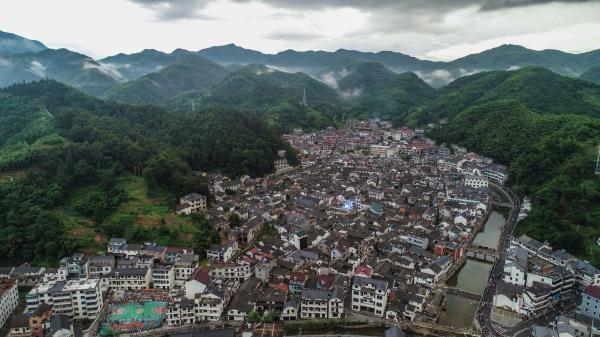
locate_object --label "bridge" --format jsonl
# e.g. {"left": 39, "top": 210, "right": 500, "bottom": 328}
{"left": 403, "top": 321, "right": 480, "bottom": 337}
{"left": 464, "top": 245, "right": 499, "bottom": 262}
{"left": 446, "top": 287, "right": 482, "bottom": 301}
{"left": 492, "top": 201, "right": 513, "bottom": 208}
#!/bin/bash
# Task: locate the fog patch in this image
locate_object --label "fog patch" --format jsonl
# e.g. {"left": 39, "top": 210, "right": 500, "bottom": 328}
{"left": 83, "top": 60, "right": 125, "bottom": 82}
{"left": 340, "top": 87, "right": 363, "bottom": 99}
{"left": 416, "top": 68, "right": 486, "bottom": 87}
{"left": 27, "top": 61, "right": 46, "bottom": 78}
{"left": 319, "top": 68, "right": 351, "bottom": 89}
{"left": 507, "top": 65, "right": 521, "bottom": 71}
{"left": 0, "top": 56, "right": 12, "bottom": 67}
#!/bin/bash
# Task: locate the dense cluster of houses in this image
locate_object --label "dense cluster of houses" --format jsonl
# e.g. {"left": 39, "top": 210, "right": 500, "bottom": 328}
{"left": 0, "top": 121, "right": 596, "bottom": 337}
{"left": 493, "top": 235, "right": 600, "bottom": 336}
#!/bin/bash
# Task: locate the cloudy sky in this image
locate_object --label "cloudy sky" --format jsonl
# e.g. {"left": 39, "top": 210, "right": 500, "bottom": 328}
{"left": 1, "top": 0, "right": 599, "bottom": 60}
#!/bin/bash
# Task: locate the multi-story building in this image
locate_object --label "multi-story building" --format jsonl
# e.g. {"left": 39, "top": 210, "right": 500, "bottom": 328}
{"left": 206, "top": 240, "right": 237, "bottom": 263}
{"left": 580, "top": 286, "right": 600, "bottom": 320}
{"left": 300, "top": 289, "right": 330, "bottom": 319}
{"left": 210, "top": 262, "right": 252, "bottom": 283}
{"left": 25, "top": 279, "right": 103, "bottom": 320}
{"left": 59, "top": 253, "right": 88, "bottom": 279}
{"left": 464, "top": 175, "right": 489, "bottom": 189}
{"left": 108, "top": 268, "right": 151, "bottom": 291}
{"left": 174, "top": 255, "right": 199, "bottom": 286}
{"left": 195, "top": 288, "right": 225, "bottom": 322}
{"left": 166, "top": 298, "right": 195, "bottom": 327}
{"left": 328, "top": 287, "right": 345, "bottom": 319}
{"left": 176, "top": 193, "right": 207, "bottom": 215}
{"left": 152, "top": 265, "right": 175, "bottom": 290}
{"left": 351, "top": 276, "right": 388, "bottom": 317}
{"left": 0, "top": 279, "right": 18, "bottom": 330}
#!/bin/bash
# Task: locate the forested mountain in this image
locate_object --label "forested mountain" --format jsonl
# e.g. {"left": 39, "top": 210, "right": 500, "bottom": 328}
{"left": 99, "top": 49, "right": 184, "bottom": 81}
{"left": 580, "top": 64, "right": 600, "bottom": 84}
{"left": 172, "top": 66, "right": 342, "bottom": 132}
{"left": 0, "top": 80, "right": 296, "bottom": 264}
{"left": 0, "top": 48, "right": 123, "bottom": 95}
{"left": 105, "top": 54, "right": 230, "bottom": 105}
{"left": 417, "top": 67, "right": 600, "bottom": 123}
{"left": 345, "top": 72, "right": 436, "bottom": 125}
{"left": 431, "top": 101, "right": 600, "bottom": 265}
{"left": 0, "top": 30, "right": 47, "bottom": 54}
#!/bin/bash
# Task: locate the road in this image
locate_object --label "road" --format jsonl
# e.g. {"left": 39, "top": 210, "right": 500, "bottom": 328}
{"left": 475, "top": 182, "right": 521, "bottom": 337}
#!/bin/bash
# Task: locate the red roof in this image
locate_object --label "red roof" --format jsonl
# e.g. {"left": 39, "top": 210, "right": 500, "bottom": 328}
{"left": 585, "top": 286, "right": 600, "bottom": 299}
{"left": 355, "top": 265, "right": 373, "bottom": 278}
{"left": 191, "top": 266, "right": 211, "bottom": 284}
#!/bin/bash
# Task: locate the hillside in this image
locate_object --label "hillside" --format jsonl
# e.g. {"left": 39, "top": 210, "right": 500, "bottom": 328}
{"left": 346, "top": 72, "right": 436, "bottom": 125}
{"left": 99, "top": 49, "right": 183, "bottom": 80}
{"left": 0, "top": 80, "right": 296, "bottom": 265}
{"left": 580, "top": 64, "right": 600, "bottom": 84}
{"left": 0, "top": 48, "right": 122, "bottom": 95}
{"left": 431, "top": 100, "right": 600, "bottom": 265}
{"left": 0, "top": 30, "right": 47, "bottom": 54}
{"left": 172, "top": 67, "right": 342, "bottom": 131}
{"left": 422, "top": 67, "right": 600, "bottom": 121}
{"left": 105, "top": 54, "right": 230, "bottom": 105}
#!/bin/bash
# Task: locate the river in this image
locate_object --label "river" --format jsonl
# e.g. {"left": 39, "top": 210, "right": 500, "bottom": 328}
{"left": 437, "top": 210, "right": 506, "bottom": 330}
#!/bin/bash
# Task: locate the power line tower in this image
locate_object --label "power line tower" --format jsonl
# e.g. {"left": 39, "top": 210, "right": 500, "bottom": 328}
{"left": 300, "top": 89, "right": 307, "bottom": 107}
{"left": 596, "top": 145, "right": 600, "bottom": 175}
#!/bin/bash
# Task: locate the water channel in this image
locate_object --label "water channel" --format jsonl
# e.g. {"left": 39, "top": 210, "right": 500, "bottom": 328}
{"left": 437, "top": 210, "right": 506, "bottom": 329}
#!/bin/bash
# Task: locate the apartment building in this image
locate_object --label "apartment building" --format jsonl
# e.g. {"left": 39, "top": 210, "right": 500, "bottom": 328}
{"left": 152, "top": 265, "right": 175, "bottom": 290}
{"left": 0, "top": 279, "right": 18, "bottom": 330}
{"left": 210, "top": 262, "right": 252, "bottom": 283}
{"left": 25, "top": 279, "right": 103, "bottom": 320}
{"left": 300, "top": 289, "right": 329, "bottom": 319}
{"left": 108, "top": 268, "right": 151, "bottom": 291}
{"left": 464, "top": 175, "right": 489, "bottom": 189}
{"left": 351, "top": 276, "right": 388, "bottom": 317}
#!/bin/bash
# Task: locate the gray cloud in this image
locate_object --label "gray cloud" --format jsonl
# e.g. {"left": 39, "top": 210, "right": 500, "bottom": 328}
{"left": 128, "top": 0, "right": 597, "bottom": 20}
{"left": 126, "top": 0, "right": 214, "bottom": 20}
{"left": 263, "top": 31, "right": 322, "bottom": 41}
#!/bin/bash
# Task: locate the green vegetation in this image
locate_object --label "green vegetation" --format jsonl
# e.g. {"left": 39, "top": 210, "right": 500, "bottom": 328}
{"left": 580, "top": 64, "right": 600, "bottom": 85}
{"left": 432, "top": 100, "right": 600, "bottom": 265}
{"left": 105, "top": 53, "right": 230, "bottom": 105}
{"left": 0, "top": 80, "right": 296, "bottom": 265}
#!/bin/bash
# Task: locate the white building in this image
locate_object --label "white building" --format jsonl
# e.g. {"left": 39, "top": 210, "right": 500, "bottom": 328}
{"left": 176, "top": 193, "right": 207, "bottom": 215}
{"left": 108, "top": 268, "right": 151, "bottom": 291}
{"left": 166, "top": 298, "right": 195, "bottom": 327}
{"left": 370, "top": 145, "right": 396, "bottom": 158}
{"left": 464, "top": 175, "right": 489, "bottom": 189}
{"left": 26, "top": 279, "right": 103, "bottom": 320}
{"left": 195, "top": 288, "right": 225, "bottom": 322}
{"left": 0, "top": 280, "right": 18, "bottom": 330}
{"left": 351, "top": 276, "right": 388, "bottom": 317}
{"left": 152, "top": 265, "right": 175, "bottom": 290}
{"left": 210, "top": 262, "right": 252, "bottom": 283}
{"left": 300, "top": 289, "right": 330, "bottom": 319}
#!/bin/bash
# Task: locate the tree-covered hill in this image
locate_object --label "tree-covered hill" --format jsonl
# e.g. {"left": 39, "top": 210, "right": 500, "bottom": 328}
{"left": 99, "top": 49, "right": 182, "bottom": 81}
{"left": 172, "top": 67, "right": 342, "bottom": 132}
{"left": 419, "top": 67, "right": 600, "bottom": 122}
{"left": 346, "top": 72, "right": 437, "bottom": 126}
{"left": 0, "top": 30, "right": 47, "bottom": 54}
{"left": 580, "top": 64, "right": 600, "bottom": 85}
{"left": 431, "top": 100, "right": 600, "bottom": 265}
{"left": 105, "top": 54, "right": 230, "bottom": 105}
{"left": 0, "top": 80, "right": 296, "bottom": 265}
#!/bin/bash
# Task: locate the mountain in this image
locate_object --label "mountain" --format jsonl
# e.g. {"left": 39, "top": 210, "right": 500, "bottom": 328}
{"left": 105, "top": 54, "right": 230, "bottom": 105}
{"left": 171, "top": 66, "right": 342, "bottom": 131}
{"left": 0, "top": 30, "right": 47, "bottom": 54}
{"left": 99, "top": 49, "right": 183, "bottom": 80}
{"left": 579, "top": 64, "right": 600, "bottom": 84}
{"left": 0, "top": 48, "right": 123, "bottom": 95}
{"left": 335, "top": 61, "right": 399, "bottom": 96}
{"left": 422, "top": 66, "right": 600, "bottom": 121}
{"left": 197, "top": 43, "right": 268, "bottom": 65}
{"left": 346, "top": 71, "right": 436, "bottom": 125}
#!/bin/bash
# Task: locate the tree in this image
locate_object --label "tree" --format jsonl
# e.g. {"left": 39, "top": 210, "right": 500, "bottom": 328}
{"left": 263, "top": 309, "right": 278, "bottom": 323}
{"left": 229, "top": 213, "right": 241, "bottom": 227}
{"left": 246, "top": 310, "right": 261, "bottom": 323}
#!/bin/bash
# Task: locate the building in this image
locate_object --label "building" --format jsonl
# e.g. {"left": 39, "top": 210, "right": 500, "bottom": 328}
{"left": 581, "top": 286, "right": 600, "bottom": 320}
{"left": 108, "top": 268, "right": 151, "bottom": 291}
{"left": 210, "top": 262, "right": 252, "bottom": 283}
{"left": 0, "top": 279, "right": 18, "bottom": 330}
{"left": 300, "top": 289, "right": 330, "bottom": 319}
{"left": 370, "top": 145, "right": 396, "bottom": 158}
{"left": 206, "top": 240, "right": 238, "bottom": 263}
{"left": 176, "top": 193, "right": 207, "bottom": 215}
{"left": 195, "top": 288, "right": 225, "bottom": 322}
{"left": 351, "top": 276, "right": 388, "bottom": 317}
{"left": 166, "top": 298, "right": 195, "bottom": 327}
{"left": 25, "top": 279, "right": 103, "bottom": 320}
{"left": 152, "top": 265, "right": 175, "bottom": 290}
{"left": 464, "top": 175, "right": 489, "bottom": 189}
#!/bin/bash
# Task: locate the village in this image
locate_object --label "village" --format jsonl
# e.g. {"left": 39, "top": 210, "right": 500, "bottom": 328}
{"left": 0, "top": 120, "right": 598, "bottom": 337}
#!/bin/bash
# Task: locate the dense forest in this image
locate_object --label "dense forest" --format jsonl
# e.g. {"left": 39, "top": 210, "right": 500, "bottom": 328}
{"left": 0, "top": 80, "right": 296, "bottom": 265}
